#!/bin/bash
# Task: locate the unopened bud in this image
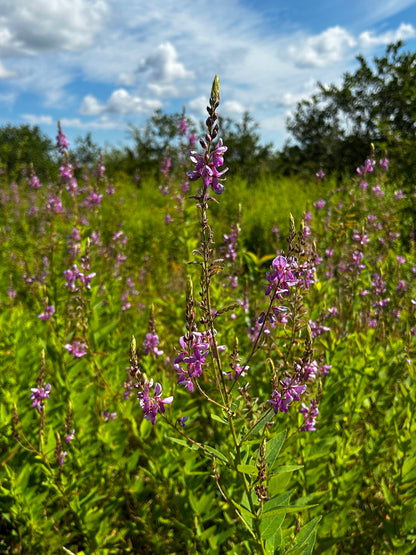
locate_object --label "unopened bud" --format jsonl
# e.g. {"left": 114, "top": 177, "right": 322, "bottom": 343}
{"left": 130, "top": 335, "right": 137, "bottom": 356}
{"left": 210, "top": 74, "right": 220, "bottom": 106}
{"left": 289, "top": 213, "right": 296, "bottom": 235}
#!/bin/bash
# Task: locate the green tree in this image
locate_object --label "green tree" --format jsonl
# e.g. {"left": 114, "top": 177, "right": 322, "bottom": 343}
{"left": 0, "top": 124, "right": 57, "bottom": 181}
{"left": 125, "top": 109, "right": 197, "bottom": 180}
{"left": 286, "top": 41, "right": 416, "bottom": 183}
{"left": 219, "top": 112, "right": 274, "bottom": 183}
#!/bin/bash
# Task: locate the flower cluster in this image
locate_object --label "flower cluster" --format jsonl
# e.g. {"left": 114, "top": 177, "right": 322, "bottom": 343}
{"left": 138, "top": 381, "right": 173, "bottom": 425}
{"left": 267, "top": 376, "right": 307, "bottom": 414}
{"left": 64, "top": 341, "right": 87, "bottom": 358}
{"left": 38, "top": 305, "right": 55, "bottom": 321}
{"left": 187, "top": 139, "right": 228, "bottom": 194}
{"left": 174, "top": 332, "right": 210, "bottom": 392}
{"left": 265, "top": 255, "right": 298, "bottom": 297}
{"left": 143, "top": 332, "right": 164, "bottom": 358}
{"left": 300, "top": 399, "right": 320, "bottom": 431}
{"left": 56, "top": 121, "right": 70, "bottom": 153}
{"left": 357, "top": 158, "right": 376, "bottom": 175}
{"left": 222, "top": 223, "right": 241, "bottom": 263}
{"left": 64, "top": 263, "right": 96, "bottom": 291}
{"left": 30, "top": 382, "right": 51, "bottom": 413}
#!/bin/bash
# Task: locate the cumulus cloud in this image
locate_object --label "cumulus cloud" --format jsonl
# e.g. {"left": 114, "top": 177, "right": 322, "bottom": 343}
{"left": 288, "top": 26, "right": 357, "bottom": 68}
{"left": 359, "top": 22, "right": 416, "bottom": 47}
{"left": 22, "top": 114, "right": 54, "bottom": 125}
{"left": 222, "top": 100, "right": 246, "bottom": 116}
{"left": 0, "top": 0, "right": 109, "bottom": 55}
{"left": 188, "top": 95, "right": 208, "bottom": 116}
{"left": 274, "top": 91, "right": 313, "bottom": 108}
{"left": 139, "top": 42, "right": 194, "bottom": 83}
{"left": 80, "top": 89, "right": 161, "bottom": 116}
{"left": 60, "top": 115, "right": 120, "bottom": 129}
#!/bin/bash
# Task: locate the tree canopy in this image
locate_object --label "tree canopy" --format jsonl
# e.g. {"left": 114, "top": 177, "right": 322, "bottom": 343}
{"left": 286, "top": 41, "right": 416, "bottom": 183}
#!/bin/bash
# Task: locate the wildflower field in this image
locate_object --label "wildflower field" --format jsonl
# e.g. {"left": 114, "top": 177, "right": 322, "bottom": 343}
{"left": 1, "top": 76, "right": 416, "bottom": 554}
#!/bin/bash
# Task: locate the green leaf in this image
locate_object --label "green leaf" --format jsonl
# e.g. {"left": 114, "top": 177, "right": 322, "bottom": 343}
{"left": 210, "top": 412, "right": 228, "bottom": 425}
{"left": 260, "top": 511, "right": 285, "bottom": 540}
{"left": 166, "top": 436, "right": 198, "bottom": 450}
{"left": 265, "top": 430, "right": 287, "bottom": 469}
{"left": 230, "top": 499, "right": 255, "bottom": 536}
{"left": 286, "top": 516, "right": 322, "bottom": 554}
{"left": 203, "top": 444, "right": 229, "bottom": 464}
{"left": 271, "top": 464, "right": 303, "bottom": 475}
{"left": 237, "top": 463, "right": 258, "bottom": 476}
{"left": 243, "top": 416, "right": 271, "bottom": 439}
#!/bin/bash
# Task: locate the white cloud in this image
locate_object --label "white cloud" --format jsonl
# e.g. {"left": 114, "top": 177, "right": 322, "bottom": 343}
{"left": 80, "top": 95, "right": 103, "bottom": 116}
{"left": 117, "top": 72, "right": 136, "bottom": 87}
{"left": 188, "top": 95, "right": 208, "bottom": 116}
{"left": 139, "top": 42, "right": 194, "bottom": 83}
{"left": 148, "top": 83, "right": 179, "bottom": 97}
{"left": 80, "top": 89, "right": 161, "bottom": 116}
{"left": 222, "top": 100, "right": 246, "bottom": 116}
{"left": 0, "top": 0, "right": 109, "bottom": 55}
{"left": 60, "top": 116, "right": 120, "bottom": 129}
{"left": 274, "top": 91, "right": 314, "bottom": 108}
{"left": 22, "top": 114, "right": 53, "bottom": 125}
{"left": 288, "top": 26, "right": 357, "bottom": 68}
{"left": 1, "top": 0, "right": 416, "bottom": 149}
{"left": 360, "top": 0, "right": 416, "bottom": 25}
{"left": 359, "top": 22, "right": 416, "bottom": 47}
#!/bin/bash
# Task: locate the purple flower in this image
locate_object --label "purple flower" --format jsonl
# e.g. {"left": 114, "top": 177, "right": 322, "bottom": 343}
{"left": 60, "top": 163, "right": 73, "bottom": 181}
{"left": 352, "top": 230, "right": 369, "bottom": 245}
{"left": 65, "top": 429, "right": 75, "bottom": 443}
{"left": 188, "top": 133, "right": 197, "bottom": 147}
{"left": 174, "top": 332, "right": 210, "bottom": 392}
{"left": 187, "top": 138, "right": 228, "bottom": 194}
{"left": 379, "top": 158, "right": 389, "bottom": 171}
{"left": 313, "top": 199, "right": 326, "bottom": 210}
{"left": 94, "top": 161, "right": 105, "bottom": 179}
{"left": 38, "top": 305, "right": 55, "bottom": 321}
{"left": 56, "top": 124, "right": 70, "bottom": 153}
{"left": 8, "top": 286, "right": 17, "bottom": 299}
{"left": 143, "top": 332, "right": 164, "bottom": 358}
{"left": 66, "top": 177, "right": 78, "bottom": 196}
{"left": 64, "top": 264, "right": 96, "bottom": 291}
{"left": 103, "top": 410, "right": 117, "bottom": 422}
{"left": 372, "top": 184, "right": 384, "bottom": 198}
{"left": 28, "top": 174, "right": 41, "bottom": 189}
{"left": 57, "top": 450, "right": 68, "bottom": 466}
{"left": 138, "top": 381, "right": 173, "bottom": 425}
{"left": 265, "top": 255, "right": 297, "bottom": 296}
{"left": 300, "top": 400, "right": 319, "bottom": 431}
{"left": 315, "top": 168, "right": 325, "bottom": 179}
{"left": 164, "top": 213, "right": 174, "bottom": 225}
{"left": 179, "top": 118, "right": 188, "bottom": 135}
{"left": 30, "top": 383, "right": 51, "bottom": 413}
{"left": 160, "top": 157, "right": 171, "bottom": 176}
{"left": 65, "top": 341, "right": 87, "bottom": 358}
{"left": 47, "top": 196, "right": 64, "bottom": 213}
{"left": 357, "top": 158, "right": 376, "bottom": 175}
{"left": 222, "top": 224, "right": 240, "bottom": 263}
{"left": 267, "top": 377, "right": 307, "bottom": 414}
{"left": 177, "top": 416, "right": 189, "bottom": 428}
{"left": 85, "top": 191, "right": 103, "bottom": 206}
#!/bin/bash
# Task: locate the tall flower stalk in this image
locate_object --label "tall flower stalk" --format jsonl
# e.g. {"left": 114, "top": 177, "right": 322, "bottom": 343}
{"left": 127, "top": 75, "right": 322, "bottom": 552}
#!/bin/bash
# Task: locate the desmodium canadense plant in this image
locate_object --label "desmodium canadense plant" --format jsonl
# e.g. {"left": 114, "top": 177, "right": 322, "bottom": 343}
{"left": 128, "top": 76, "right": 325, "bottom": 554}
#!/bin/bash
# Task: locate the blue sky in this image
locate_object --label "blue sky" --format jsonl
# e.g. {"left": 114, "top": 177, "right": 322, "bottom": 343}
{"left": 1, "top": 0, "right": 416, "bottom": 151}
